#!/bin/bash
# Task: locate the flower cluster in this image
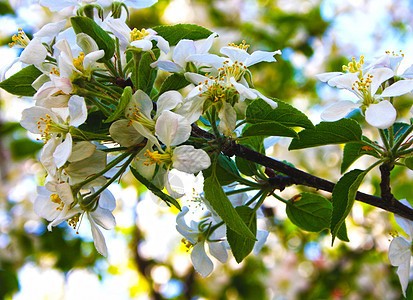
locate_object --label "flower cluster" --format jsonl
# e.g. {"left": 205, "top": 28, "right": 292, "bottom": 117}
{"left": 3, "top": 0, "right": 280, "bottom": 271}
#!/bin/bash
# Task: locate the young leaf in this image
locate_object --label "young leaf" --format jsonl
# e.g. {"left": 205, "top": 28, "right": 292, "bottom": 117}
{"left": 158, "top": 73, "right": 190, "bottom": 95}
{"left": 330, "top": 169, "right": 366, "bottom": 245}
{"left": 405, "top": 157, "right": 413, "bottom": 170}
{"left": 152, "top": 24, "right": 214, "bottom": 46}
{"left": 137, "top": 49, "right": 160, "bottom": 95}
{"left": 341, "top": 138, "right": 381, "bottom": 173}
{"left": 246, "top": 98, "right": 314, "bottom": 129}
{"left": 242, "top": 121, "right": 298, "bottom": 138}
{"left": 384, "top": 122, "right": 411, "bottom": 142}
{"left": 226, "top": 206, "right": 257, "bottom": 263}
{"left": 204, "top": 174, "right": 256, "bottom": 240}
{"left": 203, "top": 154, "right": 241, "bottom": 186}
{"left": 104, "top": 86, "right": 132, "bottom": 123}
{"left": 71, "top": 16, "right": 115, "bottom": 61}
{"left": 0, "top": 65, "right": 42, "bottom": 96}
{"left": 289, "top": 119, "right": 362, "bottom": 150}
{"left": 130, "top": 167, "right": 181, "bottom": 210}
{"left": 286, "top": 193, "right": 332, "bottom": 232}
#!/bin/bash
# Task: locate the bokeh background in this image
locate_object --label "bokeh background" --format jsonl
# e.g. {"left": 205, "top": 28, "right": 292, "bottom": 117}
{"left": 1, "top": 0, "right": 413, "bottom": 299}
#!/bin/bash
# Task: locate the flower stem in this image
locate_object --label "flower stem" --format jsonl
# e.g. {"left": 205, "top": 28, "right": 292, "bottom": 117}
{"left": 81, "top": 152, "right": 137, "bottom": 210}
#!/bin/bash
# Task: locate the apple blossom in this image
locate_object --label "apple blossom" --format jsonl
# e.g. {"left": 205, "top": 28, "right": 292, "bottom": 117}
{"left": 105, "top": 17, "right": 169, "bottom": 53}
{"left": 176, "top": 206, "right": 228, "bottom": 278}
{"left": 151, "top": 32, "right": 218, "bottom": 73}
{"left": 389, "top": 199, "right": 413, "bottom": 297}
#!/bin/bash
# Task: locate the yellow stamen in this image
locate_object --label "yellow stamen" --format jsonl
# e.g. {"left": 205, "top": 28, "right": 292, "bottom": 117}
{"left": 9, "top": 29, "right": 31, "bottom": 48}
{"left": 130, "top": 28, "right": 150, "bottom": 41}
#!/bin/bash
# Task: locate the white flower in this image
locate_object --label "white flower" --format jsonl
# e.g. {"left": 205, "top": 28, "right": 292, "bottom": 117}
{"left": 389, "top": 199, "right": 413, "bottom": 297}
{"left": 21, "top": 95, "right": 88, "bottom": 170}
{"left": 151, "top": 32, "right": 218, "bottom": 73}
{"left": 105, "top": 18, "right": 169, "bottom": 53}
{"left": 35, "top": 182, "right": 116, "bottom": 257}
{"left": 131, "top": 108, "right": 210, "bottom": 198}
{"left": 109, "top": 90, "right": 184, "bottom": 148}
{"left": 176, "top": 206, "right": 228, "bottom": 278}
{"left": 187, "top": 42, "right": 281, "bottom": 77}
{"left": 180, "top": 72, "right": 277, "bottom": 135}
{"left": 320, "top": 68, "right": 399, "bottom": 129}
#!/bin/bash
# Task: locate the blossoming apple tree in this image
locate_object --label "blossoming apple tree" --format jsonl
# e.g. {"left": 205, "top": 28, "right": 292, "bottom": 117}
{"left": 2, "top": 0, "right": 413, "bottom": 296}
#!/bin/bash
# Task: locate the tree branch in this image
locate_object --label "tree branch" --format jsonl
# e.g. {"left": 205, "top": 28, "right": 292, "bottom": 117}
{"left": 192, "top": 126, "right": 413, "bottom": 221}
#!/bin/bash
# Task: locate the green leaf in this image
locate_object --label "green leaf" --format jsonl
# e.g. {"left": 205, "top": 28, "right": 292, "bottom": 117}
{"left": 203, "top": 154, "right": 241, "bottom": 186}
{"left": 341, "top": 137, "right": 381, "bottom": 173}
{"left": 235, "top": 156, "right": 259, "bottom": 177}
{"left": 226, "top": 206, "right": 257, "bottom": 263}
{"left": 158, "top": 73, "right": 190, "bottom": 95}
{"left": 104, "top": 86, "right": 132, "bottom": 123}
{"left": 79, "top": 110, "right": 111, "bottom": 134}
{"left": 71, "top": 16, "right": 115, "bottom": 61}
{"left": 234, "top": 136, "right": 264, "bottom": 177}
{"left": 152, "top": 24, "right": 214, "bottom": 46}
{"left": 242, "top": 121, "right": 298, "bottom": 138}
{"left": 0, "top": 1, "right": 15, "bottom": 15}
{"left": 384, "top": 122, "right": 411, "bottom": 142}
{"left": 330, "top": 169, "right": 366, "bottom": 245}
{"left": 204, "top": 174, "right": 256, "bottom": 240}
{"left": 289, "top": 119, "right": 362, "bottom": 150}
{"left": 405, "top": 157, "right": 413, "bottom": 170}
{"left": 337, "top": 222, "right": 349, "bottom": 242}
{"left": 286, "top": 193, "right": 332, "bottom": 232}
{"left": 10, "top": 138, "right": 43, "bottom": 160}
{"left": 130, "top": 167, "right": 181, "bottom": 210}
{"left": 138, "top": 49, "right": 160, "bottom": 95}
{"left": 246, "top": 98, "right": 314, "bottom": 129}
{"left": 0, "top": 65, "right": 42, "bottom": 96}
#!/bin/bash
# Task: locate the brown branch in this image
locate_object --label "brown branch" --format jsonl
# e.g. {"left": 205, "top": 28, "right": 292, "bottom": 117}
{"left": 192, "top": 126, "right": 413, "bottom": 221}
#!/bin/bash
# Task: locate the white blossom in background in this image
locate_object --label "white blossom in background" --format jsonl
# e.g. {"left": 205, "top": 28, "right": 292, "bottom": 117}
{"left": 389, "top": 199, "right": 413, "bottom": 297}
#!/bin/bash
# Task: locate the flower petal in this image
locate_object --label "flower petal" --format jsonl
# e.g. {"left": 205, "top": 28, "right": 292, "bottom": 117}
{"left": 89, "top": 206, "right": 116, "bottom": 230}
{"left": 173, "top": 39, "right": 196, "bottom": 67}
{"left": 381, "top": 79, "right": 413, "bottom": 97}
{"left": 315, "top": 72, "right": 343, "bottom": 82}
{"left": 172, "top": 145, "right": 211, "bottom": 173}
{"left": 389, "top": 236, "right": 411, "bottom": 266}
{"left": 321, "top": 100, "right": 359, "bottom": 121}
{"left": 397, "top": 261, "right": 411, "bottom": 297}
{"left": 150, "top": 60, "right": 182, "bottom": 73}
{"left": 68, "top": 95, "right": 87, "bottom": 127}
{"left": 365, "top": 100, "right": 396, "bottom": 129}
{"left": 208, "top": 241, "right": 228, "bottom": 263}
{"left": 253, "top": 230, "right": 269, "bottom": 255}
{"left": 244, "top": 50, "right": 281, "bottom": 67}
{"left": 110, "top": 119, "right": 144, "bottom": 147}
{"left": 156, "top": 110, "right": 191, "bottom": 147}
{"left": 395, "top": 199, "right": 413, "bottom": 238}
{"left": 368, "top": 67, "right": 395, "bottom": 95}
{"left": 53, "top": 133, "right": 72, "bottom": 168}
{"left": 68, "top": 141, "right": 96, "bottom": 162}
{"left": 191, "top": 242, "right": 213, "bottom": 278}
{"left": 88, "top": 213, "right": 108, "bottom": 257}
{"left": 20, "top": 38, "right": 47, "bottom": 65}
{"left": 156, "top": 91, "right": 183, "bottom": 116}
